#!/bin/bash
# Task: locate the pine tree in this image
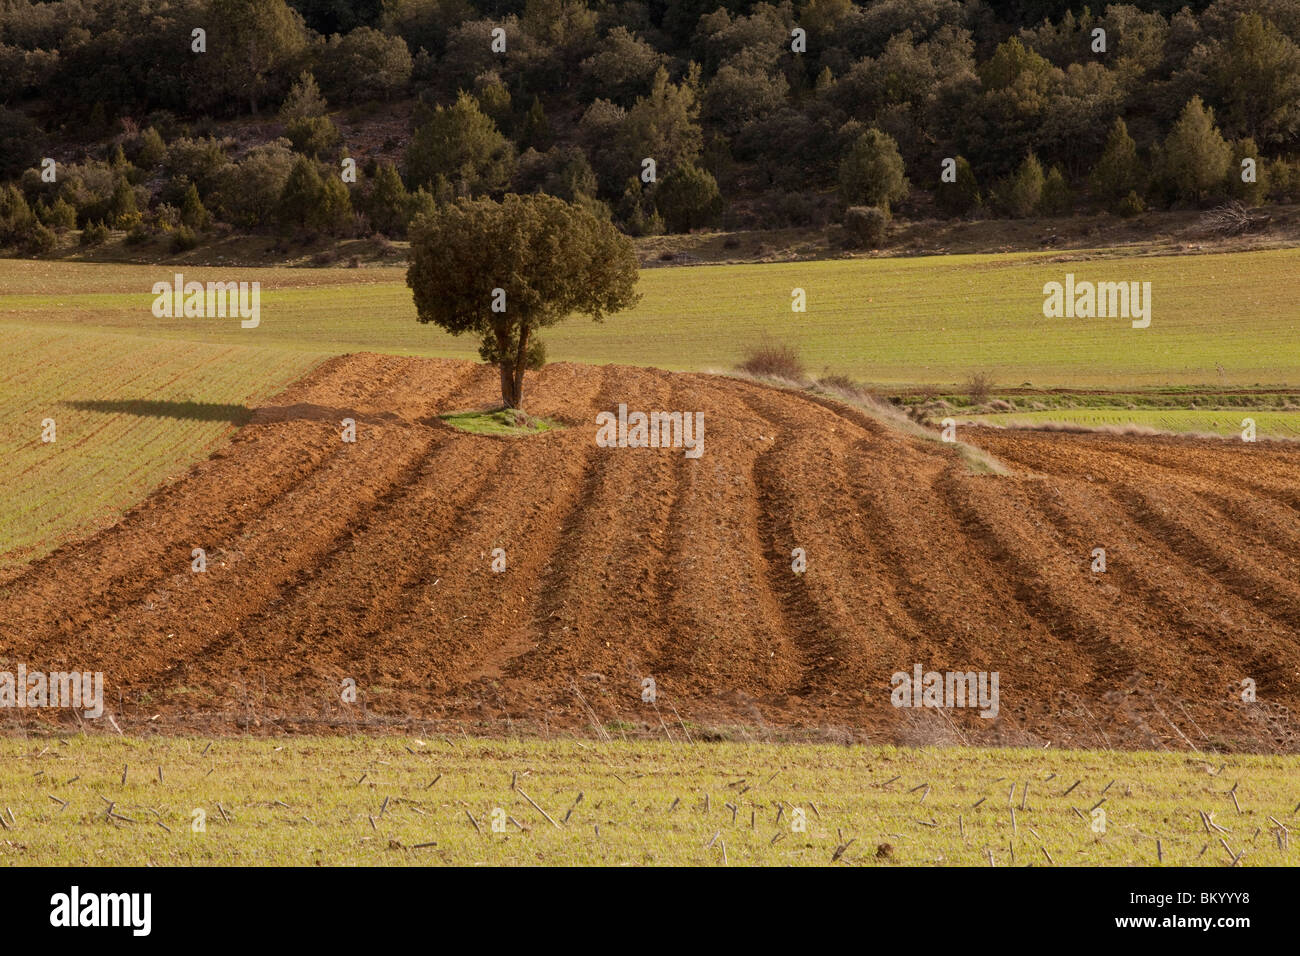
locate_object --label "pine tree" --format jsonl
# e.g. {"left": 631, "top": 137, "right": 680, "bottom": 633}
{"left": 278, "top": 156, "right": 325, "bottom": 229}
{"left": 1040, "top": 165, "right": 1071, "bottom": 215}
{"left": 999, "top": 153, "right": 1044, "bottom": 218}
{"left": 180, "top": 183, "right": 210, "bottom": 229}
{"left": 367, "top": 162, "right": 410, "bottom": 237}
{"left": 1089, "top": 118, "right": 1143, "bottom": 209}
{"left": 1161, "top": 96, "right": 1231, "bottom": 204}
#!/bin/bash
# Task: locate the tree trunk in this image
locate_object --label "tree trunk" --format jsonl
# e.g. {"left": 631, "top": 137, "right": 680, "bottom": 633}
{"left": 496, "top": 328, "right": 518, "bottom": 408}
{"left": 511, "top": 324, "right": 531, "bottom": 409}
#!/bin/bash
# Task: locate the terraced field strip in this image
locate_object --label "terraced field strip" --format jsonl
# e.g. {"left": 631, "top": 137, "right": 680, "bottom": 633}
{"left": 0, "top": 324, "right": 323, "bottom": 574}
{"left": 2, "top": 736, "right": 1295, "bottom": 866}
{"left": 3, "top": 246, "right": 1298, "bottom": 386}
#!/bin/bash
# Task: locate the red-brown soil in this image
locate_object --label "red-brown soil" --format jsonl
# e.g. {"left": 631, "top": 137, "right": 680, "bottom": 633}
{"left": 2, "top": 353, "right": 1297, "bottom": 750}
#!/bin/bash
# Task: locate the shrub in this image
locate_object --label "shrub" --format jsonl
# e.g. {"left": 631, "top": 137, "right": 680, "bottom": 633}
{"left": 131, "top": 127, "right": 168, "bottom": 168}
{"left": 965, "top": 371, "right": 992, "bottom": 405}
{"left": 1039, "top": 165, "right": 1071, "bottom": 215}
{"left": 1266, "top": 158, "right": 1300, "bottom": 202}
{"left": 654, "top": 163, "right": 722, "bottom": 232}
{"left": 998, "top": 153, "right": 1044, "bottom": 218}
{"left": 42, "top": 196, "right": 77, "bottom": 231}
{"left": 170, "top": 224, "right": 198, "bottom": 252}
{"left": 842, "top": 205, "right": 888, "bottom": 249}
{"left": 838, "top": 128, "right": 909, "bottom": 212}
{"left": 1117, "top": 190, "right": 1145, "bottom": 218}
{"left": 285, "top": 115, "right": 340, "bottom": 159}
{"left": 935, "top": 155, "right": 980, "bottom": 216}
{"left": 179, "top": 183, "right": 210, "bottom": 229}
{"left": 737, "top": 342, "right": 805, "bottom": 381}
{"left": 80, "top": 220, "right": 110, "bottom": 246}
{"left": 23, "top": 221, "right": 56, "bottom": 255}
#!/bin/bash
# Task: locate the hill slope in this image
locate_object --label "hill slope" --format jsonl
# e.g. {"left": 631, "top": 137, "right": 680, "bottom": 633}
{"left": 1, "top": 353, "right": 1296, "bottom": 749}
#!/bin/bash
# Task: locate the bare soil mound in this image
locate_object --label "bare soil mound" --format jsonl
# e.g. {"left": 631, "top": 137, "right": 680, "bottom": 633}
{"left": 3, "top": 353, "right": 1297, "bottom": 749}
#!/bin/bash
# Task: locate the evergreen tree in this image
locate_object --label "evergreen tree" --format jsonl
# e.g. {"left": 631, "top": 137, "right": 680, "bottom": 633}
{"left": 838, "top": 128, "right": 909, "bottom": 212}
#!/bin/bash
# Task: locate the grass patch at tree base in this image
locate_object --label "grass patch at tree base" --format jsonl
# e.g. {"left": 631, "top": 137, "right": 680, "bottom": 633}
{"left": 438, "top": 408, "right": 564, "bottom": 437}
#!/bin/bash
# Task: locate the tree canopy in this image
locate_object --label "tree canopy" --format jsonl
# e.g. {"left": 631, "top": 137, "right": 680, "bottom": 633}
{"left": 407, "top": 193, "right": 640, "bottom": 408}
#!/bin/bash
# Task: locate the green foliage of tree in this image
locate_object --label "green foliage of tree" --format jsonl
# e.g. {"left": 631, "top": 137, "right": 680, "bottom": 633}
{"left": 405, "top": 91, "right": 515, "bottom": 197}
{"left": 205, "top": 0, "right": 309, "bottom": 114}
{"left": 580, "top": 26, "right": 667, "bottom": 106}
{"left": 1215, "top": 13, "right": 1300, "bottom": 145}
{"left": 1089, "top": 117, "right": 1143, "bottom": 208}
{"left": 998, "top": 152, "right": 1044, "bottom": 218}
{"left": 653, "top": 163, "right": 722, "bottom": 232}
{"left": 521, "top": 96, "right": 551, "bottom": 151}
{"left": 43, "top": 196, "right": 78, "bottom": 231}
{"left": 164, "top": 137, "right": 235, "bottom": 195}
{"left": 365, "top": 160, "right": 410, "bottom": 236}
{"left": 1228, "top": 138, "right": 1268, "bottom": 206}
{"left": 703, "top": 63, "right": 789, "bottom": 136}
{"left": 1161, "top": 95, "right": 1231, "bottom": 204}
{"left": 79, "top": 220, "right": 110, "bottom": 246}
{"left": 213, "top": 140, "right": 297, "bottom": 228}
{"left": 281, "top": 72, "right": 328, "bottom": 120}
{"left": 617, "top": 67, "right": 704, "bottom": 189}
{"left": 107, "top": 177, "right": 139, "bottom": 228}
{"left": 837, "top": 128, "right": 909, "bottom": 211}
{"left": 0, "top": 108, "right": 41, "bottom": 179}
{"left": 313, "top": 175, "right": 353, "bottom": 234}
{"left": 317, "top": 26, "right": 413, "bottom": 102}
{"left": 180, "top": 183, "right": 211, "bottom": 229}
{"left": 278, "top": 155, "right": 325, "bottom": 229}
{"left": 132, "top": 127, "right": 168, "bottom": 168}
{"left": 286, "top": 116, "right": 341, "bottom": 159}
{"left": 0, "top": 184, "right": 36, "bottom": 246}
{"left": 406, "top": 193, "right": 640, "bottom": 408}
{"left": 1266, "top": 157, "right": 1300, "bottom": 203}
{"left": 472, "top": 72, "right": 512, "bottom": 129}
{"left": 842, "top": 205, "right": 888, "bottom": 249}
{"left": 1040, "top": 164, "right": 1071, "bottom": 215}
{"left": 935, "top": 155, "right": 980, "bottom": 216}
{"left": 380, "top": 0, "right": 475, "bottom": 58}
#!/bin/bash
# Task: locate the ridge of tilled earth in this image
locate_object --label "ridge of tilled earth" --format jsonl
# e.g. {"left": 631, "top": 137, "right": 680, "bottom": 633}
{"left": 1, "top": 352, "right": 1297, "bottom": 750}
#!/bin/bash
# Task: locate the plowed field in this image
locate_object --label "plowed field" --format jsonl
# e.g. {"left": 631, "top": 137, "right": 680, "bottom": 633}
{"left": 3, "top": 353, "right": 1297, "bottom": 750}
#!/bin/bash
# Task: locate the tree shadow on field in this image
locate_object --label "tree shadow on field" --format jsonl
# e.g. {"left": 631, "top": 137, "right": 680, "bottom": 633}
{"left": 64, "top": 398, "right": 414, "bottom": 428}
{"left": 63, "top": 398, "right": 253, "bottom": 425}
{"left": 249, "top": 402, "right": 407, "bottom": 426}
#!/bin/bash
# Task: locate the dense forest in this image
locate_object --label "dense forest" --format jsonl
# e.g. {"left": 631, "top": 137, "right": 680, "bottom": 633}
{"left": 1, "top": 0, "right": 1298, "bottom": 255}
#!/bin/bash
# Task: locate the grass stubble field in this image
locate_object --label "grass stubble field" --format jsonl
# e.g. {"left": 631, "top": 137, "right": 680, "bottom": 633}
{"left": 1, "top": 247, "right": 1299, "bottom": 866}
{"left": 2, "top": 737, "right": 1296, "bottom": 866}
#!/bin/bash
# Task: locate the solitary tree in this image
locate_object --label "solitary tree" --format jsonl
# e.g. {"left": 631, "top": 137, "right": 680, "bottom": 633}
{"left": 407, "top": 193, "right": 640, "bottom": 408}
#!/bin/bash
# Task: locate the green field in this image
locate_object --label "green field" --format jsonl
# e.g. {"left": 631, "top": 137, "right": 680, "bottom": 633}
{"left": 960, "top": 407, "right": 1300, "bottom": 438}
{"left": 3, "top": 247, "right": 1299, "bottom": 387}
{"left": 3, "top": 247, "right": 1299, "bottom": 568}
{"left": 0, "top": 326, "right": 321, "bottom": 572}
{"left": 1, "top": 735, "right": 1293, "bottom": 866}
